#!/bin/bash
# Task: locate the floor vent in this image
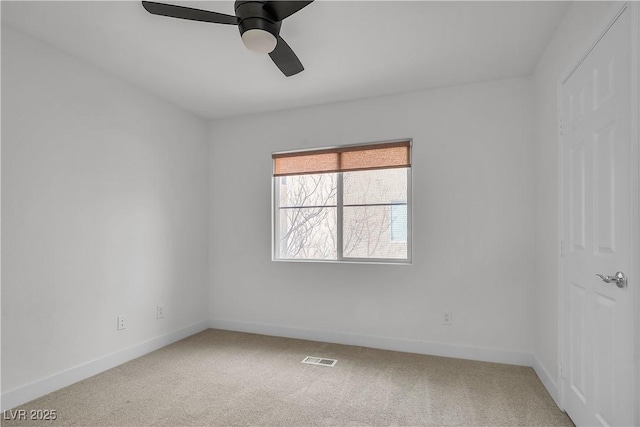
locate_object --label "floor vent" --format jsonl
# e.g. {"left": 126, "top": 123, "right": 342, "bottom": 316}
{"left": 302, "top": 356, "right": 337, "bottom": 367}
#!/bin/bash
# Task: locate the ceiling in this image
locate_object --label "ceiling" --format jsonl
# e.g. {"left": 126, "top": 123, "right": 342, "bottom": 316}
{"left": 2, "top": 1, "right": 570, "bottom": 120}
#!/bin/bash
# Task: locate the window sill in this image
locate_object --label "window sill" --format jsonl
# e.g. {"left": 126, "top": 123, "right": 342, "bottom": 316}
{"left": 271, "top": 258, "right": 412, "bottom": 265}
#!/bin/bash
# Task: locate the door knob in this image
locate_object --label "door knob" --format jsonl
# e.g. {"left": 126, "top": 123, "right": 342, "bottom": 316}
{"left": 596, "top": 271, "right": 627, "bottom": 289}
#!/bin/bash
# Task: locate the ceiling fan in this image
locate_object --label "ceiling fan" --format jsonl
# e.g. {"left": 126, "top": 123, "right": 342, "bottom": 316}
{"left": 141, "top": 1, "right": 313, "bottom": 77}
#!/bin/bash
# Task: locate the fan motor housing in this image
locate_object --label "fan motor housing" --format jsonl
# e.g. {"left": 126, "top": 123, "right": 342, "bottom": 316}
{"left": 234, "top": 1, "right": 281, "bottom": 38}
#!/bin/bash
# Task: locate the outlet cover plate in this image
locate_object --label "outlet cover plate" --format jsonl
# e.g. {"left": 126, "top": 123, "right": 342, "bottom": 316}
{"left": 442, "top": 311, "right": 452, "bottom": 326}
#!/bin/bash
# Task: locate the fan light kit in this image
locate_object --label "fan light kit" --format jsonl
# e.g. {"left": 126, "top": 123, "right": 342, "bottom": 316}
{"left": 141, "top": 0, "right": 313, "bottom": 76}
{"left": 242, "top": 29, "right": 277, "bottom": 54}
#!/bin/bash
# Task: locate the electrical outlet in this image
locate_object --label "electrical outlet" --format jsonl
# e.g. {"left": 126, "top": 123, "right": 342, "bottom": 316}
{"left": 156, "top": 305, "right": 164, "bottom": 319}
{"left": 442, "top": 311, "right": 452, "bottom": 326}
{"left": 117, "top": 315, "right": 127, "bottom": 330}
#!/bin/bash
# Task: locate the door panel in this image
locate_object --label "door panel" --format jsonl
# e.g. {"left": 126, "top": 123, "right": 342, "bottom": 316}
{"left": 569, "top": 282, "right": 587, "bottom": 401}
{"left": 569, "top": 141, "right": 587, "bottom": 251}
{"left": 593, "top": 292, "right": 615, "bottom": 425}
{"left": 594, "top": 123, "right": 615, "bottom": 254}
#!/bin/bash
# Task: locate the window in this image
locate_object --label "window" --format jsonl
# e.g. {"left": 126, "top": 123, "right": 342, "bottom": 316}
{"left": 273, "top": 140, "right": 411, "bottom": 263}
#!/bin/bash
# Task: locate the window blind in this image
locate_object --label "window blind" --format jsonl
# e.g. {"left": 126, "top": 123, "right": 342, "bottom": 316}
{"left": 273, "top": 141, "right": 411, "bottom": 177}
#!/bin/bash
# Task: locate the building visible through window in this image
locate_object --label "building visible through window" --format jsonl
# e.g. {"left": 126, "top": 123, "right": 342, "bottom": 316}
{"left": 390, "top": 203, "right": 408, "bottom": 243}
{"left": 272, "top": 140, "right": 411, "bottom": 263}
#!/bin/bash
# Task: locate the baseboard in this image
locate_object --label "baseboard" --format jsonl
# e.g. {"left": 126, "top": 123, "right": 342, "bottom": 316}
{"left": 532, "top": 354, "right": 562, "bottom": 409}
{"left": 1, "top": 320, "right": 210, "bottom": 411}
{"left": 208, "top": 318, "right": 533, "bottom": 367}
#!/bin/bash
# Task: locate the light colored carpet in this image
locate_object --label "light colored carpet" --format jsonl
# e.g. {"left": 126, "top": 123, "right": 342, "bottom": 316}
{"left": 2, "top": 329, "right": 573, "bottom": 426}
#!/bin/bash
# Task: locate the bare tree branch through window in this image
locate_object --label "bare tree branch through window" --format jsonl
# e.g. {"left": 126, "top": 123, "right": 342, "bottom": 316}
{"left": 276, "top": 168, "right": 408, "bottom": 261}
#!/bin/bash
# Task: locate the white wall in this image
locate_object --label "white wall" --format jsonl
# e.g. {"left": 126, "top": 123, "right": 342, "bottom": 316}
{"left": 1, "top": 27, "right": 210, "bottom": 404}
{"left": 532, "top": 1, "right": 622, "bottom": 394}
{"left": 209, "top": 77, "right": 535, "bottom": 360}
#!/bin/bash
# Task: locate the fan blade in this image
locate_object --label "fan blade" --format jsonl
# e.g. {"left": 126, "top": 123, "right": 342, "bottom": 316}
{"left": 269, "top": 36, "right": 304, "bottom": 77}
{"left": 142, "top": 1, "right": 239, "bottom": 25}
{"left": 266, "top": 1, "right": 313, "bottom": 21}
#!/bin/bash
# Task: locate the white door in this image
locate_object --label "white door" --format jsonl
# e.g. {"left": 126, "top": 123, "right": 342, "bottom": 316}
{"left": 560, "top": 5, "right": 636, "bottom": 427}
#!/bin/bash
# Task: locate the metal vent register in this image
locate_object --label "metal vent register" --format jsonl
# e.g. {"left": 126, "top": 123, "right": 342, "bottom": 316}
{"left": 301, "top": 356, "right": 337, "bottom": 367}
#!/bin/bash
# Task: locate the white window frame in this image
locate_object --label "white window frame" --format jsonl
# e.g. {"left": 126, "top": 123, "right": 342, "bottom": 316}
{"left": 272, "top": 140, "right": 412, "bottom": 265}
